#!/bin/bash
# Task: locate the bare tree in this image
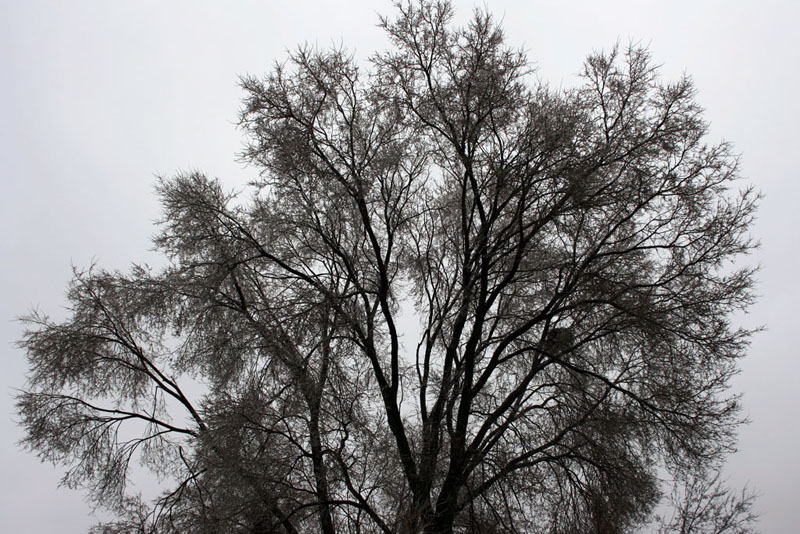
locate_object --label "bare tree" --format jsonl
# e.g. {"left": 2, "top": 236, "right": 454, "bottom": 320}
{"left": 16, "top": 2, "right": 759, "bottom": 533}
{"left": 657, "top": 470, "right": 758, "bottom": 534}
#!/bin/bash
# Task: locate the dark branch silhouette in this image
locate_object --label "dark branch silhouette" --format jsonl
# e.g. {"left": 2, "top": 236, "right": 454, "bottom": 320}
{"left": 16, "top": 2, "right": 759, "bottom": 533}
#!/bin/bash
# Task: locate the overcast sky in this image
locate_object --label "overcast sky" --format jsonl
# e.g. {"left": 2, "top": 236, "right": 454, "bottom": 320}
{"left": 2, "top": 1, "right": 798, "bottom": 532}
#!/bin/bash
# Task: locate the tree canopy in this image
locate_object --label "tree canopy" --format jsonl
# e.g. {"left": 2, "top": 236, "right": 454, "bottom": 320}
{"left": 17, "top": 2, "right": 759, "bottom": 533}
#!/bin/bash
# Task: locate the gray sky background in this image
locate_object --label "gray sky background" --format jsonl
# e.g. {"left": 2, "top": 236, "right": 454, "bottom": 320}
{"left": 1, "top": 1, "right": 797, "bottom": 532}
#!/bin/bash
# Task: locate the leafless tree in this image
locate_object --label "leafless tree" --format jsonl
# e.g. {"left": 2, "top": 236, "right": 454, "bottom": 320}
{"left": 657, "top": 470, "right": 758, "bottom": 534}
{"left": 17, "top": 2, "right": 759, "bottom": 533}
